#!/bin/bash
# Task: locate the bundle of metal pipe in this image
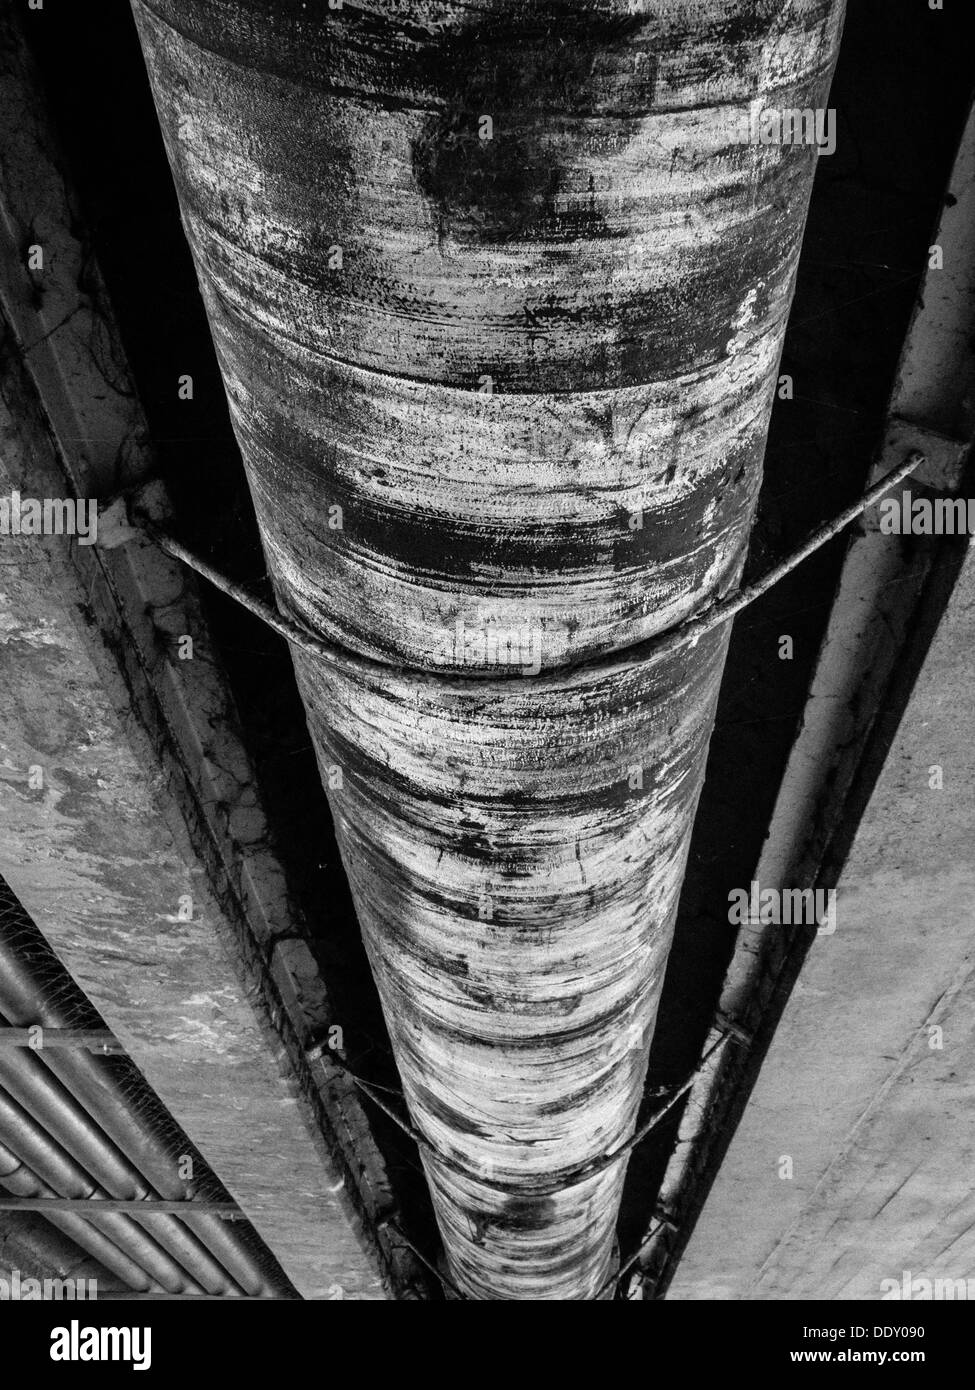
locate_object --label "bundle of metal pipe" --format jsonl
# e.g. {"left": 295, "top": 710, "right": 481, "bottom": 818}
{"left": 0, "top": 1086, "right": 209, "bottom": 1294}
{"left": 0, "top": 1201, "right": 126, "bottom": 1294}
{"left": 0, "top": 1142, "right": 161, "bottom": 1292}
{"left": 133, "top": 0, "right": 845, "bottom": 1298}
{"left": 0, "top": 924, "right": 286, "bottom": 1297}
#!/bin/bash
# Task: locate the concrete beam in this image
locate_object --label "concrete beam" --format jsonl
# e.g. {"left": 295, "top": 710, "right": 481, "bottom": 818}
{"left": 669, "top": 536, "right": 975, "bottom": 1298}
{"left": 632, "top": 94, "right": 975, "bottom": 1299}
{"left": 0, "top": 14, "right": 400, "bottom": 1300}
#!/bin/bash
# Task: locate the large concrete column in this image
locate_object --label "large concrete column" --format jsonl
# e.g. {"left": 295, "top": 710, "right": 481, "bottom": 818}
{"left": 132, "top": 0, "right": 844, "bottom": 1298}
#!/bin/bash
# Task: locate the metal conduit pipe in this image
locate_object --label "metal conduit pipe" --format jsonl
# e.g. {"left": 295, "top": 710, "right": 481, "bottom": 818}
{"left": 0, "top": 1032, "right": 241, "bottom": 1295}
{"left": 0, "top": 1086, "right": 211, "bottom": 1296}
{"left": 0, "top": 1140, "right": 163, "bottom": 1294}
{"left": 0, "top": 1049, "right": 142, "bottom": 1195}
{"left": 133, "top": 0, "right": 846, "bottom": 1298}
{"left": 0, "top": 1207, "right": 127, "bottom": 1294}
{"left": 0, "top": 939, "right": 281, "bottom": 1296}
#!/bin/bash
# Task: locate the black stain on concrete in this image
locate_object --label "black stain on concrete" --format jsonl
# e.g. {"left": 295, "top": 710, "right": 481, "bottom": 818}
{"left": 412, "top": 9, "right": 655, "bottom": 244}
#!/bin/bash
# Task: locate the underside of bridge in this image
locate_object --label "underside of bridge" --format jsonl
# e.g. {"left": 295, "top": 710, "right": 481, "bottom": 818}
{"left": 0, "top": 0, "right": 972, "bottom": 1303}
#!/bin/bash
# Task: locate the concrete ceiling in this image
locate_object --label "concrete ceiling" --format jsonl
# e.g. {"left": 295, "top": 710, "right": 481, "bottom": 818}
{"left": 0, "top": 0, "right": 972, "bottom": 1300}
{"left": 670, "top": 534, "right": 975, "bottom": 1299}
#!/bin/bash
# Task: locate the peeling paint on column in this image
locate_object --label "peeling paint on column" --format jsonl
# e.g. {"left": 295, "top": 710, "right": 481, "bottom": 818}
{"left": 132, "top": 0, "right": 845, "bottom": 1298}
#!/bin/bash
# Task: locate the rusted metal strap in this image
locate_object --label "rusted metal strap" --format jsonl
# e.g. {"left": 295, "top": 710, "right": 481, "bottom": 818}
{"left": 594, "top": 1022, "right": 753, "bottom": 1298}
{"left": 384, "top": 1220, "right": 464, "bottom": 1301}
{"left": 594, "top": 1210, "right": 676, "bottom": 1300}
{"left": 132, "top": 451, "right": 924, "bottom": 688}
{"left": 312, "top": 1024, "right": 745, "bottom": 1202}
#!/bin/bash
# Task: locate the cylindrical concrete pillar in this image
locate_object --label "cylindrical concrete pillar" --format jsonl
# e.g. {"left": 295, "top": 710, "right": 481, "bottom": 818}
{"left": 133, "top": 0, "right": 845, "bottom": 1298}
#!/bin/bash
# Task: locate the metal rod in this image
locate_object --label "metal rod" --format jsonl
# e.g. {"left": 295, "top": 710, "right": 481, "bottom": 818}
{"left": 384, "top": 1221, "right": 463, "bottom": 1301}
{"left": 93, "top": 1292, "right": 283, "bottom": 1300}
{"left": 0, "top": 1027, "right": 122, "bottom": 1054}
{"left": 0, "top": 1086, "right": 233, "bottom": 1293}
{"left": 646, "top": 450, "right": 927, "bottom": 666}
{"left": 593, "top": 1215, "right": 668, "bottom": 1301}
{"left": 0, "top": 1142, "right": 162, "bottom": 1294}
{"left": 138, "top": 451, "right": 926, "bottom": 689}
{"left": 0, "top": 1197, "right": 243, "bottom": 1217}
{"left": 343, "top": 1027, "right": 739, "bottom": 1201}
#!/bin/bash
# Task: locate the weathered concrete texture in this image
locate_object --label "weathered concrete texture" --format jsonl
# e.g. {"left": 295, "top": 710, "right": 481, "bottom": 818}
{"left": 0, "top": 357, "right": 380, "bottom": 1299}
{"left": 0, "top": 11, "right": 396, "bottom": 1297}
{"left": 298, "top": 624, "right": 730, "bottom": 1298}
{"left": 133, "top": 0, "right": 844, "bottom": 1298}
{"left": 631, "top": 91, "right": 975, "bottom": 1299}
{"left": 133, "top": 0, "right": 841, "bottom": 672}
{"left": 669, "top": 538, "right": 975, "bottom": 1300}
